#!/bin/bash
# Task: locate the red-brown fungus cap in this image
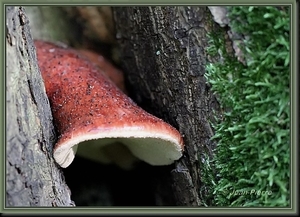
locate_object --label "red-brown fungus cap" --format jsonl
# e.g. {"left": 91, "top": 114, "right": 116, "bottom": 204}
{"left": 77, "top": 49, "right": 127, "bottom": 94}
{"left": 34, "top": 40, "right": 184, "bottom": 168}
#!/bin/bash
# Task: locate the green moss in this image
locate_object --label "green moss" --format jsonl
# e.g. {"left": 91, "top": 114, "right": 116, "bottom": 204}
{"left": 204, "top": 6, "right": 290, "bottom": 207}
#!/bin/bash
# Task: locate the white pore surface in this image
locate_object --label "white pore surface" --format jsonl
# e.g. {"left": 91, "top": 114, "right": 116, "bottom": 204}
{"left": 53, "top": 128, "right": 183, "bottom": 168}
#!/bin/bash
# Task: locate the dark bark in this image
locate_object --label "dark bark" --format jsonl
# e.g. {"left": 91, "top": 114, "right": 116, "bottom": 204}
{"left": 113, "top": 6, "right": 223, "bottom": 206}
{"left": 6, "top": 6, "right": 74, "bottom": 207}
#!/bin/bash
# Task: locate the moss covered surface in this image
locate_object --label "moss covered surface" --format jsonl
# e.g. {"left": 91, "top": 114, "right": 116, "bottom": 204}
{"left": 204, "top": 6, "right": 290, "bottom": 207}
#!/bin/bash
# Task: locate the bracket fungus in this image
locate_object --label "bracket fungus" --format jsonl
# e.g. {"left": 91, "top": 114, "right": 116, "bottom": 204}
{"left": 34, "top": 40, "right": 184, "bottom": 169}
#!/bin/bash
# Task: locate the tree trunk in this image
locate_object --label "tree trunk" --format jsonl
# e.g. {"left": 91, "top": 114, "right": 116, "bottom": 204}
{"left": 113, "top": 6, "right": 223, "bottom": 206}
{"left": 6, "top": 6, "right": 74, "bottom": 207}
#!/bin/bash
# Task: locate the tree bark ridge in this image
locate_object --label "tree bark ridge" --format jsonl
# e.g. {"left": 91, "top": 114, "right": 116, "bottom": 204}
{"left": 114, "top": 6, "right": 222, "bottom": 206}
{"left": 6, "top": 6, "right": 74, "bottom": 207}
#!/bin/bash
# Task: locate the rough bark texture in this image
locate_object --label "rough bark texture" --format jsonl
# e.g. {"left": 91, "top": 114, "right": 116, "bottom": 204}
{"left": 113, "top": 6, "right": 223, "bottom": 206}
{"left": 6, "top": 6, "right": 74, "bottom": 207}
